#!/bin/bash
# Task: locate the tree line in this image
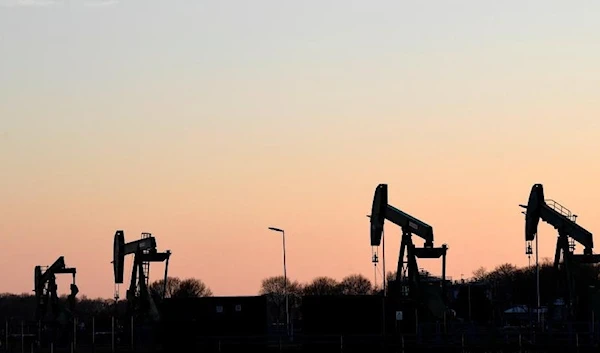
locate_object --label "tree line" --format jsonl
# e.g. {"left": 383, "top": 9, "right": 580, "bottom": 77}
{"left": 0, "top": 273, "right": 382, "bottom": 322}
{"left": 452, "top": 259, "right": 600, "bottom": 323}
{"left": 0, "top": 277, "right": 212, "bottom": 322}
{"left": 1, "top": 261, "right": 599, "bottom": 324}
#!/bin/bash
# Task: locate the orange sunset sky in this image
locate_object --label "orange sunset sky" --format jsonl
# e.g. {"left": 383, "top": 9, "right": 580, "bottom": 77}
{"left": 1, "top": 1, "right": 599, "bottom": 299}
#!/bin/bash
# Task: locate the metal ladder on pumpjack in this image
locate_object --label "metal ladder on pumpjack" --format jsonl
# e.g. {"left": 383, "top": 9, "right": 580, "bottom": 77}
{"left": 141, "top": 232, "right": 152, "bottom": 288}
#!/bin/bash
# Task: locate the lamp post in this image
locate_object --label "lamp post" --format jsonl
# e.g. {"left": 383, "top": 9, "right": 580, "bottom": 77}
{"left": 268, "top": 227, "right": 289, "bottom": 337}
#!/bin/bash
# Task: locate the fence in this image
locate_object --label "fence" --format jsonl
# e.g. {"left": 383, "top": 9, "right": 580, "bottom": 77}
{"left": 0, "top": 315, "right": 156, "bottom": 353}
{"left": 1, "top": 317, "right": 599, "bottom": 353}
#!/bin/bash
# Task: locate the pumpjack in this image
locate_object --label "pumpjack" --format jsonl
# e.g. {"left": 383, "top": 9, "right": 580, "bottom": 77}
{"left": 34, "top": 256, "right": 79, "bottom": 324}
{"left": 113, "top": 230, "right": 171, "bottom": 322}
{"left": 520, "top": 184, "right": 600, "bottom": 321}
{"left": 370, "top": 184, "right": 448, "bottom": 322}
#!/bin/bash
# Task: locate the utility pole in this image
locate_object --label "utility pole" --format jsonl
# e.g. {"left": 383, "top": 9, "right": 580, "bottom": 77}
{"left": 268, "top": 227, "right": 290, "bottom": 338}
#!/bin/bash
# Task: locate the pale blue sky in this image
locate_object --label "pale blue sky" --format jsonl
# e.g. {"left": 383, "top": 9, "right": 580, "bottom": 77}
{"left": 2, "top": 0, "right": 599, "bottom": 135}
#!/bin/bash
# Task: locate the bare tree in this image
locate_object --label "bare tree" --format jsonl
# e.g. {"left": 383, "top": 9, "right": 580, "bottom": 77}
{"left": 472, "top": 267, "right": 487, "bottom": 282}
{"left": 259, "top": 276, "right": 303, "bottom": 325}
{"left": 173, "top": 278, "right": 212, "bottom": 298}
{"left": 149, "top": 277, "right": 212, "bottom": 299}
{"left": 303, "top": 277, "right": 340, "bottom": 296}
{"left": 149, "top": 276, "right": 182, "bottom": 299}
{"left": 338, "top": 274, "right": 373, "bottom": 295}
{"left": 488, "top": 263, "right": 518, "bottom": 282}
{"left": 259, "top": 275, "right": 303, "bottom": 297}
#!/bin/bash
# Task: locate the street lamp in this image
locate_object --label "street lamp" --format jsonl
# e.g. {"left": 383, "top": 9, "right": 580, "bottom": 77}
{"left": 268, "top": 226, "right": 289, "bottom": 337}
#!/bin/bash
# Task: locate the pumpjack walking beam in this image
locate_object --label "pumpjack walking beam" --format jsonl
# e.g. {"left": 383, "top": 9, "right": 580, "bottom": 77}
{"left": 370, "top": 184, "right": 448, "bottom": 299}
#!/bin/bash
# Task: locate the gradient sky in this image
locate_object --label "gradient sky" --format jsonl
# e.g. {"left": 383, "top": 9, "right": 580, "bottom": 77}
{"left": 1, "top": 0, "right": 599, "bottom": 299}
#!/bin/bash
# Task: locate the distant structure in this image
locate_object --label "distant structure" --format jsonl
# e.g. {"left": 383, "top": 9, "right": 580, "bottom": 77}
{"left": 521, "top": 183, "right": 599, "bottom": 321}
{"left": 369, "top": 183, "right": 449, "bottom": 323}
{"left": 113, "top": 230, "right": 171, "bottom": 322}
{"left": 34, "top": 256, "right": 79, "bottom": 324}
